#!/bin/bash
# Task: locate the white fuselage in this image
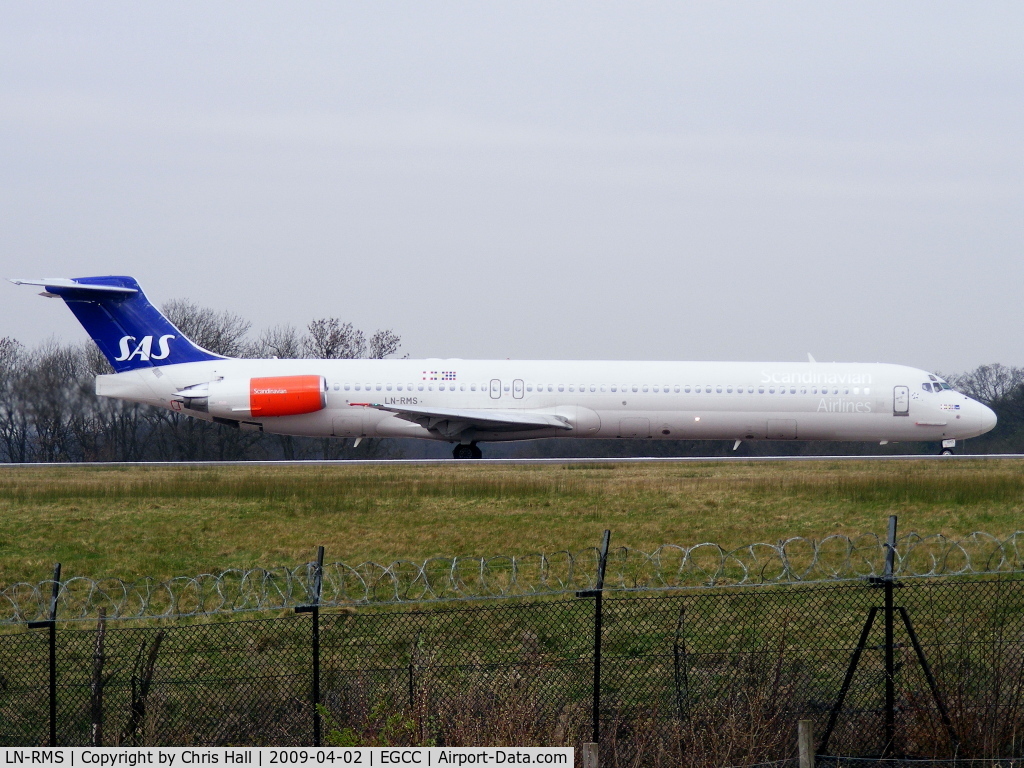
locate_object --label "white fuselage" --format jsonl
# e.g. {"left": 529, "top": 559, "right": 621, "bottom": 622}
{"left": 96, "top": 358, "right": 996, "bottom": 445}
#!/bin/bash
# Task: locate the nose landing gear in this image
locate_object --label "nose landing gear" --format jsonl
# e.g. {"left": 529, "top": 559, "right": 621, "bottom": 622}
{"left": 940, "top": 439, "right": 956, "bottom": 456}
{"left": 452, "top": 442, "right": 483, "bottom": 460}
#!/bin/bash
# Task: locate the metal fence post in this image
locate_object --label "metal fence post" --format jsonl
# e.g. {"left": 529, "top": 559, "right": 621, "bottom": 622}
{"left": 883, "top": 515, "right": 897, "bottom": 757}
{"left": 577, "top": 530, "right": 611, "bottom": 747}
{"left": 28, "top": 562, "right": 61, "bottom": 747}
{"left": 295, "top": 546, "right": 325, "bottom": 747}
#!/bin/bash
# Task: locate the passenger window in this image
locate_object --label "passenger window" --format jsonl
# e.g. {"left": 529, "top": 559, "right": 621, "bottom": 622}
{"left": 600, "top": 385, "right": 606, "bottom": 392}
{"left": 684, "top": 386, "right": 691, "bottom": 393}
{"left": 558, "top": 385, "right": 565, "bottom": 392}
{"left": 471, "top": 384, "right": 477, "bottom": 391}
{"left": 569, "top": 385, "right": 575, "bottom": 392}
{"left": 674, "top": 386, "right": 680, "bottom": 393}
{"left": 611, "top": 386, "right": 617, "bottom": 392}
{"left": 344, "top": 384, "right": 351, "bottom": 391}
{"left": 632, "top": 385, "right": 638, "bottom": 392}
{"left": 716, "top": 386, "right": 723, "bottom": 393}
{"left": 653, "top": 386, "right": 659, "bottom": 393}
{"left": 460, "top": 384, "right": 466, "bottom": 391}
{"left": 726, "top": 386, "right": 733, "bottom": 393}
{"left": 769, "top": 387, "right": 776, "bottom": 394}
{"left": 758, "top": 387, "right": 764, "bottom": 394}
{"left": 790, "top": 387, "right": 796, "bottom": 394}
{"left": 642, "top": 386, "right": 649, "bottom": 392}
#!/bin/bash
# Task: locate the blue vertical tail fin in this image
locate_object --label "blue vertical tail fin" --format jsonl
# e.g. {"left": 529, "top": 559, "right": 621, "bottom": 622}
{"left": 9, "top": 276, "right": 224, "bottom": 373}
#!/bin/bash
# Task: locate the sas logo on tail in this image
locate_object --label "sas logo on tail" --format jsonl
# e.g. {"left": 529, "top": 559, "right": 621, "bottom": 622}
{"left": 115, "top": 334, "right": 175, "bottom": 362}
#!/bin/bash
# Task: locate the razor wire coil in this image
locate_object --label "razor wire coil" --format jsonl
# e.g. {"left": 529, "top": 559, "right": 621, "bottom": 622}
{"left": 2, "top": 530, "right": 1022, "bottom": 623}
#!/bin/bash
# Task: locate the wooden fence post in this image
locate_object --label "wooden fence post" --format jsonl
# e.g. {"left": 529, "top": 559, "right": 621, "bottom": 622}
{"left": 798, "top": 719, "right": 814, "bottom": 768}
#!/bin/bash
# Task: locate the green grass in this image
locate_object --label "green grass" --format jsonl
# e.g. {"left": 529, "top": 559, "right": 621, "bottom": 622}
{"left": 1, "top": 460, "right": 1023, "bottom": 586}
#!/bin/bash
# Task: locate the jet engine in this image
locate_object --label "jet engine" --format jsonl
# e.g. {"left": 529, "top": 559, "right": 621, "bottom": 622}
{"left": 176, "top": 375, "right": 326, "bottom": 419}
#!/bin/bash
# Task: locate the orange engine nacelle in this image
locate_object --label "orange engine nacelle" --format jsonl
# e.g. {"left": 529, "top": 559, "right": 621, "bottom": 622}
{"left": 249, "top": 375, "right": 326, "bottom": 417}
{"left": 181, "top": 375, "right": 327, "bottom": 420}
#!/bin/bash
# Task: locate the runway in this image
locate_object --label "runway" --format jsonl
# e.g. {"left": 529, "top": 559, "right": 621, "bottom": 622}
{"left": 2, "top": 454, "right": 1023, "bottom": 468}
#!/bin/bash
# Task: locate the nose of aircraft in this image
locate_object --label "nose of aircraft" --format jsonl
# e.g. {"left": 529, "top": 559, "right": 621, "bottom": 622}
{"left": 980, "top": 403, "right": 998, "bottom": 434}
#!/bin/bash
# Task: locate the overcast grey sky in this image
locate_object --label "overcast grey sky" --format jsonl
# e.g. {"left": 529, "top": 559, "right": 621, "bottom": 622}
{"left": 2, "top": 2, "right": 1022, "bottom": 373}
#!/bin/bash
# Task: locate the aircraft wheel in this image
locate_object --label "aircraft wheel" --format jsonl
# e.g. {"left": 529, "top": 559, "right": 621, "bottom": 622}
{"left": 940, "top": 448, "right": 955, "bottom": 456}
{"left": 470, "top": 443, "right": 483, "bottom": 459}
{"left": 453, "top": 444, "right": 475, "bottom": 460}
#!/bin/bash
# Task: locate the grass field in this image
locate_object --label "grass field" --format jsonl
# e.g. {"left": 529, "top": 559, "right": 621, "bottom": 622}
{"left": 1, "top": 459, "right": 1023, "bottom": 586}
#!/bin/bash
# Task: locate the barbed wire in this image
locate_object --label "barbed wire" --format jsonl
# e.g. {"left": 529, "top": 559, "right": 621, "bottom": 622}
{"left": 2, "top": 531, "right": 1023, "bottom": 623}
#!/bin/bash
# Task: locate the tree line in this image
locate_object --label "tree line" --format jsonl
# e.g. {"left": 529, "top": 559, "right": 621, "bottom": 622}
{"left": 1, "top": 299, "right": 1022, "bottom": 460}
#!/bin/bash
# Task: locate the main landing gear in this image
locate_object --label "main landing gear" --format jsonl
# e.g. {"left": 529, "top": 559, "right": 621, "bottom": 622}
{"left": 452, "top": 442, "right": 483, "bottom": 460}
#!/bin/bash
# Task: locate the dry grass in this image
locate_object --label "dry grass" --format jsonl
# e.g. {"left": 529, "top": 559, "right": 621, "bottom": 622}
{"left": 1, "top": 460, "right": 1023, "bottom": 586}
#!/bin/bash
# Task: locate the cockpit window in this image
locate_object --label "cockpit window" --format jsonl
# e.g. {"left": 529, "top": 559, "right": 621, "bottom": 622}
{"left": 922, "top": 383, "right": 932, "bottom": 392}
{"left": 939, "top": 382, "right": 952, "bottom": 390}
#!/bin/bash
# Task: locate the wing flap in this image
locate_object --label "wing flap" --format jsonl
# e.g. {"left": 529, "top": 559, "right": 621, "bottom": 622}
{"left": 358, "top": 403, "right": 572, "bottom": 434}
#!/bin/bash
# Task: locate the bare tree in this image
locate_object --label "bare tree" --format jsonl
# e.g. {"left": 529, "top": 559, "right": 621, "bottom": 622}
{"left": 303, "top": 318, "right": 366, "bottom": 359}
{"left": 369, "top": 329, "right": 402, "bottom": 359}
{"left": 249, "top": 324, "right": 303, "bottom": 359}
{"left": 947, "top": 364, "right": 1024, "bottom": 406}
{"left": 303, "top": 318, "right": 402, "bottom": 360}
{"left": 161, "top": 299, "right": 252, "bottom": 357}
{"left": 0, "top": 337, "right": 30, "bottom": 462}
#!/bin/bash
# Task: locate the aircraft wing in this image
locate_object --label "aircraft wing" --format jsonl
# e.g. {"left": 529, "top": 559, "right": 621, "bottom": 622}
{"left": 356, "top": 403, "right": 571, "bottom": 438}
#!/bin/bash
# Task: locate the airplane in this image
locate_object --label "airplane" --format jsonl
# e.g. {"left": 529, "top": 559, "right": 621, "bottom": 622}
{"left": 10, "top": 275, "right": 997, "bottom": 459}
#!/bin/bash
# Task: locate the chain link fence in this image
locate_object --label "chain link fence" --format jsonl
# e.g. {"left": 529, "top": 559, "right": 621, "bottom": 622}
{"left": 3, "top": 530, "right": 1023, "bottom": 623}
{"left": 3, "top": 577, "right": 1024, "bottom": 765}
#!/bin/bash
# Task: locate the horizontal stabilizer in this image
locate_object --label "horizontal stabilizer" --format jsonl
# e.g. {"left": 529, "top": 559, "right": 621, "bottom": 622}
{"left": 9, "top": 278, "right": 138, "bottom": 295}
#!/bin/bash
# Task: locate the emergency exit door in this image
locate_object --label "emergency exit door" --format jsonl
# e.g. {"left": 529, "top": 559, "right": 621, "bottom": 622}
{"left": 490, "top": 379, "right": 501, "bottom": 399}
{"left": 893, "top": 386, "right": 910, "bottom": 416}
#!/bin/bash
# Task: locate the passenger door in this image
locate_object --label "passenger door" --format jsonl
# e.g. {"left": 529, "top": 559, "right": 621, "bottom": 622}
{"left": 893, "top": 386, "right": 910, "bottom": 416}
